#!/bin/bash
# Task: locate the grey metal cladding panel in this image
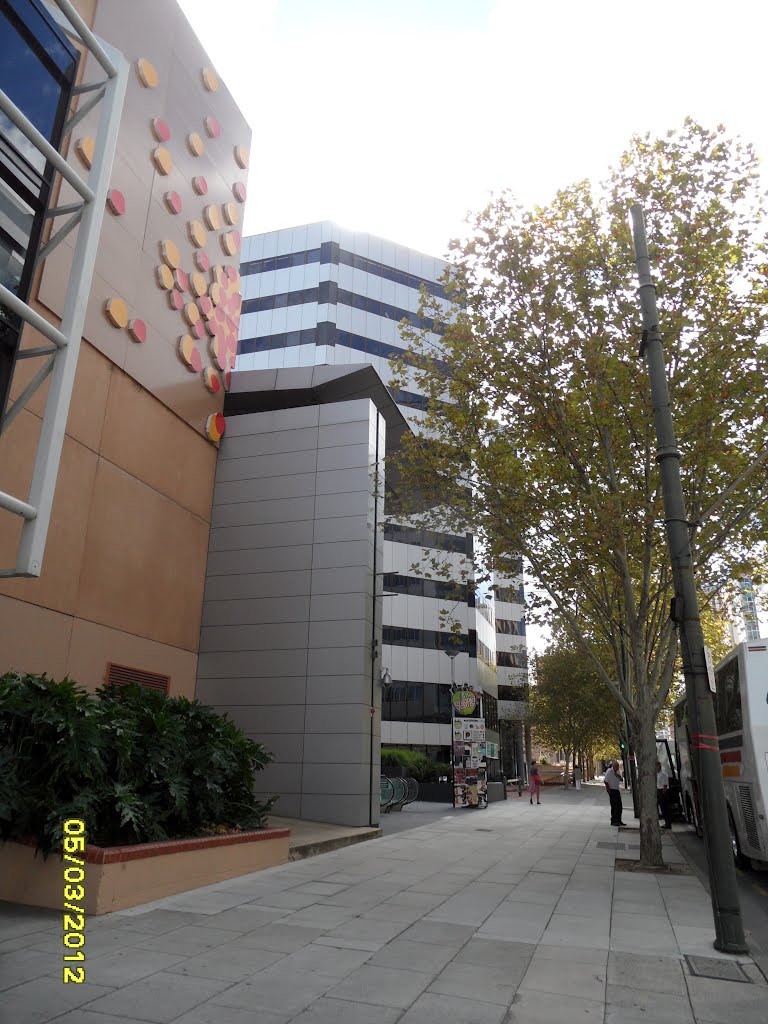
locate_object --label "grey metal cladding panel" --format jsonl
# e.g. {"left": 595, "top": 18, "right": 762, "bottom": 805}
{"left": 245, "top": 732, "right": 304, "bottom": 764}
{"left": 311, "top": 540, "right": 375, "bottom": 571}
{"left": 307, "top": 619, "right": 370, "bottom": 650}
{"left": 195, "top": 676, "right": 307, "bottom": 706}
{"left": 316, "top": 443, "right": 372, "bottom": 472}
{"left": 254, "top": 762, "right": 303, "bottom": 794}
{"left": 201, "top": 703, "right": 306, "bottom": 734}
{"left": 209, "top": 519, "right": 315, "bottom": 551}
{"left": 303, "top": 732, "right": 372, "bottom": 764}
{"left": 315, "top": 467, "right": 373, "bottom": 496}
{"left": 215, "top": 448, "right": 319, "bottom": 484}
{"left": 318, "top": 399, "right": 372, "bottom": 425}
{"left": 205, "top": 546, "right": 313, "bottom": 576}
{"left": 310, "top": 565, "right": 374, "bottom": 596}
{"left": 315, "top": 491, "right": 373, "bottom": 519}
{"left": 306, "top": 675, "right": 376, "bottom": 706}
{"left": 197, "top": 649, "right": 308, "bottom": 679}
{"left": 219, "top": 427, "right": 320, "bottom": 460}
{"left": 223, "top": 405, "right": 320, "bottom": 436}
{"left": 204, "top": 570, "right": 312, "bottom": 602}
{"left": 262, "top": 792, "right": 300, "bottom": 817}
{"left": 313, "top": 515, "right": 373, "bottom": 544}
{"left": 199, "top": 621, "right": 310, "bottom": 653}
{"left": 318, "top": 422, "right": 374, "bottom": 450}
{"left": 304, "top": 703, "right": 372, "bottom": 734}
{"left": 306, "top": 646, "right": 370, "bottom": 679}
{"left": 310, "top": 593, "right": 373, "bottom": 624}
{"left": 299, "top": 793, "right": 371, "bottom": 827}
{"left": 212, "top": 495, "right": 316, "bottom": 529}
{"left": 201, "top": 596, "right": 311, "bottom": 626}
{"left": 301, "top": 763, "right": 372, "bottom": 796}
{"left": 213, "top": 473, "right": 317, "bottom": 507}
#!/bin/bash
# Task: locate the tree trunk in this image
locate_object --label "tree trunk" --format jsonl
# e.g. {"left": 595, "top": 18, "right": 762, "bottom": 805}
{"left": 634, "top": 698, "right": 663, "bottom": 867}
{"left": 563, "top": 750, "right": 570, "bottom": 790}
{"left": 524, "top": 722, "right": 532, "bottom": 782}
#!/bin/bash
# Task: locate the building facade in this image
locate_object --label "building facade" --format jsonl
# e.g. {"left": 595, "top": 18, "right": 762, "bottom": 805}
{"left": 234, "top": 223, "right": 528, "bottom": 782}
{"left": 0, "top": 0, "right": 249, "bottom": 697}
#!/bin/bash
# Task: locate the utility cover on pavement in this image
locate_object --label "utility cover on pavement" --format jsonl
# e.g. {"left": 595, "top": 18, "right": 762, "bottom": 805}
{"left": 685, "top": 956, "right": 752, "bottom": 983}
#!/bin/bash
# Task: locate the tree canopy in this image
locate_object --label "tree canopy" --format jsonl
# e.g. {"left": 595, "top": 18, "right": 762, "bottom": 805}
{"left": 390, "top": 119, "right": 768, "bottom": 865}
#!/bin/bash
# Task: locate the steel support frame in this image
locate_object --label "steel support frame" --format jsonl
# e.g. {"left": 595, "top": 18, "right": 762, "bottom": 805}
{"left": 0, "top": 2, "right": 128, "bottom": 577}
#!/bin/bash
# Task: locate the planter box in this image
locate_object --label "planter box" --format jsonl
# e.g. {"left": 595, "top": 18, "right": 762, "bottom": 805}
{"left": 0, "top": 828, "right": 290, "bottom": 915}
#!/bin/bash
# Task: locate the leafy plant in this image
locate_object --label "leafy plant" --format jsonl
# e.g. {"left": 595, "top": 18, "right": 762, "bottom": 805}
{"left": 0, "top": 673, "right": 275, "bottom": 856}
{"left": 381, "top": 747, "right": 446, "bottom": 782}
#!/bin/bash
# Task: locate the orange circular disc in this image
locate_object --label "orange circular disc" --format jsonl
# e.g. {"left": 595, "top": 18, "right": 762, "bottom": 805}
{"left": 161, "top": 239, "right": 181, "bottom": 269}
{"left": 105, "top": 297, "right": 128, "bottom": 328}
{"left": 76, "top": 136, "right": 95, "bottom": 169}
{"left": 156, "top": 264, "right": 174, "bottom": 290}
{"left": 204, "top": 205, "right": 221, "bottom": 231}
{"left": 187, "top": 132, "right": 205, "bottom": 157}
{"left": 191, "top": 271, "right": 208, "bottom": 298}
{"left": 234, "top": 145, "right": 249, "bottom": 169}
{"left": 183, "top": 302, "right": 201, "bottom": 326}
{"left": 178, "top": 334, "right": 202, "bottom": 373}
{"left": 209, "top": 281, "right": 222, "bottom": 305}
{"left": 152, "top": 146, "right": 173, "bottom": 175}
{"left": 188, "top": 220, "right": 207, "bottom": 248}
{"left": 202, "top": 67, "right": 219, "bottom": 92}
{"left": 221, "top": 232, "right": 239, "bottom": 256}
{"left": 206, "top": 412, "right": 226, "bottom": 442}
{"left": 222, "top": 202, "right": 239, "bottom": 226}
{"left": 137, "top": 58, "right": 159, "bottom": 88}
{"left": 210, "top": 335, "right": 226, "bottom": 370}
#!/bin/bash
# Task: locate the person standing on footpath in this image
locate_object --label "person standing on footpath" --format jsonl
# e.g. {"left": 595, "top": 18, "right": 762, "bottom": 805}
{"left": 573, "top": 763, "right": 582, "bottom": 791}
{"left": 529, "top": 760, "right": 541, "bottom": 805}
{"left": 656, "top": 759, "right": 673, "bottom": 830}
{"left": 604, "top": 760, "right": 625, "bottom": 826}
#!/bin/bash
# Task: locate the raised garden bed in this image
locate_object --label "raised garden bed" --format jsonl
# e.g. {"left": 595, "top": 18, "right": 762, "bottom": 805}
{"left": 0, "top": 827, "right": 290, "bottom": 915}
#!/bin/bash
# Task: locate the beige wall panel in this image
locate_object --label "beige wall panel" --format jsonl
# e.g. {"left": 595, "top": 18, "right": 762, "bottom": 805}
{"left": 0, "top": 436, "right": 99, "bottom": 613}
{"left": 66, "top": 616, "right": 198, "bottom": 697}
{"left": 99, "top": 369, "right": 217, "bottom": 521}
{"left": 75, "top": 459, "right": 209, "bottom": 651}
{"left": 0, "top": 596, "right": 73, "bottom": 678}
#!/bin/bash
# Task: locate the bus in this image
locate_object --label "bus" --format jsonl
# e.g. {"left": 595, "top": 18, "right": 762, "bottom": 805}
{"left": 673, "top": 639, "right": 768, "bottom": 868}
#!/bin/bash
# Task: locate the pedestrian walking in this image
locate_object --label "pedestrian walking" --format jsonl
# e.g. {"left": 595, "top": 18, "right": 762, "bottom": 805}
{"left": 573, "top": 763, "right": 582, "bottom": 791}
{"left": 604, "top": 760, "right": 625, "bottom": 826}
{"left": 529, "top": 760, "right": 541, "bottom": 805}
{"left": 656, "top": 759, "right": 673, "bottom": 830}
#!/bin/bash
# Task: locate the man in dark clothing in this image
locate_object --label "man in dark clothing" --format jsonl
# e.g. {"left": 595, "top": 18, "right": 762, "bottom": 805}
{"left": 604, "top": 760, "right": 625, "bottom": 826}
{"left": 656, "top": 759, "right": 673, "bottom": 830}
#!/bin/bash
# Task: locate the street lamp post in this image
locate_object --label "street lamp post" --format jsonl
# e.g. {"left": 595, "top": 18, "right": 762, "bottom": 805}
{"left": 446, "top": 649, "right": 459, "bottom": 807}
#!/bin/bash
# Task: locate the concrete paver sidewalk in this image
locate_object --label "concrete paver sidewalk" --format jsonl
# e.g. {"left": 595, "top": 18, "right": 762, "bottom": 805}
{"left": 1, "top": 786, "right": 765, "bottom": 1023}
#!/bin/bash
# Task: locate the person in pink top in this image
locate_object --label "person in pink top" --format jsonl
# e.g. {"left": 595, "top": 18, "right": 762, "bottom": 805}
{"left": 529, "top": 761, "right": 541, "bottom": 805}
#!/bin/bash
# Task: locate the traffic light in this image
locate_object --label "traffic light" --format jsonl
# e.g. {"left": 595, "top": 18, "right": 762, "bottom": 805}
{"left": 619, "top": 739, "right": 627, "bottom": 753}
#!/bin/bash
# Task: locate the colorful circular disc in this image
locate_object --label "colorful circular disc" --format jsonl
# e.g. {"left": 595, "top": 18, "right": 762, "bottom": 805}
{"left": 221, "top": 232, "right": 238, "bottom": 256}
{"left": 210, "top": 335, "right": 226, "bottom": 370}
{"left": 234, "top": 145, "right": 249, "bottom": 169}
{"left": 224, "top": 370, "right": 231, "bottom": 390}
{"left": 183, "top": 302, "right": 201, "bottom": 325}
{"left": 169, "top": 289, "right": 184, "bottom": 311}
{"left": 105, "top": 297, "right": 128, "bottom": 328}
{"left": 164, "top": 190, "right": 182, "bottom": 214}
{"left": 192, "top": 176, "right": 208, "bottom": 196}
{"left": 192, "top": 319, "right": 206, "bottom": 339}
{"left": 204, "top": 116, "right": 221, "bottom": 138}
{"left": 203, "top": 204, "right": 221, "bottom": 231}
{"left": 128, "top": 318, "right": 147, "bottom": 343}
{"left": 107, "top": 189, "right": 126, "bottom": 215}
{"left": 191, "top": 271, "right": 208, "bottom": 298}
{"left": 187, "top": 132, "right": 205, "bottom": 157}
{"left": 202, "top": 67, "right": 219, "bottom": 92}
{"left": 76, "top": 137, "right": 95, "bottom": 168}
{"left": 156, "top": 264, "right": 174, "bottom": 290}
{"left": 137, "top": 58, "right": 159, "bottom": 88}
{"left": 174, "top": 268, "right": 189, "bottom": 292}
{"left": 178, "top": 334, "right": 202, "bottom": 373}
{"left": 198, "top": 294, "right": 213, "bottom": 316}
{"left": 152, "top": 117, "right": 170, "bottom": 142}
{"left": 194, "top": 250, "right": 211, "bottom": 272}
{"left": 223, "top": 202, "right": 239, "bottom": 226}
{"left": 189, "top": 220, "right": 207, "bottom": 248}
{"left": 152, "top": 146, "right": 173, "bottom": 175}
{"left": 232, "top": 181, "right": 247, "bottom": 203}
{"left": 161, "top": 239, "right": 181, "bottom": 269}
{"left": 209, "top": 282, "right": 222, "bottom": 305}
{"left": 203, "top": 367, "right": 222, "bottom": 393}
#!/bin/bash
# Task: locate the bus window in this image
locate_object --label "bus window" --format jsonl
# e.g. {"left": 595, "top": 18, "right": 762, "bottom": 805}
{"left": 714, "top": 656, "right": 742, "bottom": 734}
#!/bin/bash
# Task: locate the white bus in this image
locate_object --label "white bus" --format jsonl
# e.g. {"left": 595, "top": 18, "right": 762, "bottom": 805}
{"left": 673, "top": 639, "right": 768, "bottom": 868}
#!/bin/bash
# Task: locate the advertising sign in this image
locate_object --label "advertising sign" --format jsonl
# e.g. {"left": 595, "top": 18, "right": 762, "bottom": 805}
{"left": 451, "top": 688, "right": 478, "bottom": 716}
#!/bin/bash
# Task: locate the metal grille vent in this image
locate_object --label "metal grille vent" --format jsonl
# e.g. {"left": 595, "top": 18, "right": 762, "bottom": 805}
{"left": 105, "top": 663, "right": 170, "bottom": 694}
{"left": 738, "top": 784, "right": 761, "bottom": 851}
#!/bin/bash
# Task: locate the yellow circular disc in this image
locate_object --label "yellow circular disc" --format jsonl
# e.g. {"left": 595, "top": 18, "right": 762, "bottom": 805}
{"left": 191, "top": 272, "right": 208, "bottom": 297}
{"left": 105, "top": 297, "right": 128, "bottom": 328}
{"left": 234, "top": 145, "right": 249, "bottom": 169}
{"left": 183, "top": 302, "right": 201, "bottom": 325}
{"left": 221, "top": 231, "right": 238, "bottom": 256}
{"left": 187, "top": 132, "right": 205, "bottom": 157}
{"left": 152, "top": 146, "right": 173, "bottom": 175}
{"left": 223, "top": 202, "right": 239, "bottom": 226}
{"left": 156, "top": 264, "right": 174, "bottom": 290}
{"left": 161, "top": 239, "right": 181, "bottom": 269}
{"left": 210, "top": 266, "right": 225, "bottom": 286}
{"left": 137, "top": 58, "right": 159, "bottom": 88}
{"left": 202, "top": 67, "right": 219, "bottom": 92}
{"left": 188, "top": 220, "right": 207, "bottom": 248}
{"left": 209, "top": 282, "right": 222, "bottom": 305}
{"left": 203, "top": 205, "right": 221, "bottom": 231}
{"left": 76, "top": 136, "right": 95, "bottom": 169}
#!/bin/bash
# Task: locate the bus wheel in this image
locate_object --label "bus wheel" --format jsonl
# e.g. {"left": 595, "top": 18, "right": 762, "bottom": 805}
{"left": 728, "top": 809, "right": 747, "bottom": 870}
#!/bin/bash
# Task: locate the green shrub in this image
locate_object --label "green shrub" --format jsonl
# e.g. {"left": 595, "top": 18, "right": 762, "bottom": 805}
{"left": 0, "top": 672, "right": 276, "bottom": 856}
{"left": 381, "top": 747, "right": 446, "bottom": 783}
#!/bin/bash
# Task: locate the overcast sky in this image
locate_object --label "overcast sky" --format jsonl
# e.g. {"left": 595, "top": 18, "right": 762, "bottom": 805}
{"left": 178, "top": 0, "right": 767, "bottom": 259}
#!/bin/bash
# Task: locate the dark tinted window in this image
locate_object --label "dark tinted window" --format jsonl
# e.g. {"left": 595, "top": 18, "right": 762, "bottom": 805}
{"left": 714, "top": 655, "right": 742, "bottom": 734}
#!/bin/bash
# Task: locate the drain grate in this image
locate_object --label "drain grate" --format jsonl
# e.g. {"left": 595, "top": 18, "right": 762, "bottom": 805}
{"left": 685, "top": 956, "right": 752, "bottom": 983}
{"left": 475, "top": 828, "right": 494, "bottom": 832}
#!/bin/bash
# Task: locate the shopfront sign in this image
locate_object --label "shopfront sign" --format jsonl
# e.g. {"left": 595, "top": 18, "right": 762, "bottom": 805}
{"left": 451, "top": 688, "right": 477, "bottom": 716}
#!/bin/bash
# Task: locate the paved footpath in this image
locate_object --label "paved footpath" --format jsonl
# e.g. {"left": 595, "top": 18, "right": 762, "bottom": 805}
{"left": 1, "top": 785, "right": 766, "bottom": 1024}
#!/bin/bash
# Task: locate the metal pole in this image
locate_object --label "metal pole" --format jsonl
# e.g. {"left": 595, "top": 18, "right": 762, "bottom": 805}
{"left": 630, "top": 205, "right": 747, "bottom": 953}
{"left": 447, "top": 651, "right": 457, "bottom": 807}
